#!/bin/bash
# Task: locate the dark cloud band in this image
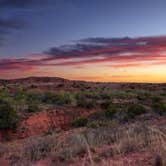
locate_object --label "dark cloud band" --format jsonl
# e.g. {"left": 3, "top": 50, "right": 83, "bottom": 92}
{"left": 0, "top": 35, "right": 166, "bottom": 74}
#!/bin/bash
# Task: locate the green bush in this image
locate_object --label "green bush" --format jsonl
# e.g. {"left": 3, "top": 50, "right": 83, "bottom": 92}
{"left": 27, "top": 103, "right": 40, "bottom": 113}
{"left": 0, "top": 98, "right": 8, "bottom": 105}
{"left": 89, "top": 111, "right": 104, "bottom": 120}
{"left": 0, "top": 102, "right": 20, "bottom": 130}
{"left": 43, "top": 91, "right": 75, "bottom": 106}
{"left": 87, "top": 121, "right": 107, "bottom": 128}
{"left": 14, "top": 90, "right": 26, "bottom": 101}
{"left": 105, "top": 104, "right": 118, "bottom": 118}
{"left": 137, "top": 95, "right": 146, "bottom": 101}
{"left": 71, "top": 118, "right": 88, "bottom": 128}
{"left": 135, "top": 90, "right": 152, "bottom": 101}
{"left": 76, "top": 92, "right": 96, "bottom": 108}
{"left": 126, "top": 104, "right": 147, "bottom": 119}
{"left": 26, "top": 91, "right": 43, "bottom": 104}
{"left": 0, "top": 88, "right": 10, "bottom": 98}
{"left": 76, "top": 92, "right": 86, "bottom": 107}
{"left": 42, "top": 92, "right": 57, "bottom": 104}
{"left": 56, "top": 91, "right": 75, "bottom": 106}
{"left": 153, "top": 101, "right": 166, "bottom": 115}
{"left": 151, "top": 96, "right": 163, "bottom": 103}
{"left": 0, "top": 88, "right": 13, "bottom": 105}
{"left": 101, "top": 100, "right": 112, "bottom": 109}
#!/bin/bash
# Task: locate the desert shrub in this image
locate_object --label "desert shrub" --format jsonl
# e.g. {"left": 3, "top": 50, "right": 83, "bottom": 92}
{"left": 82, "top": 99, "right": 96, "bottom": 109}
{"left": 0, "top": 88, "right": 13, "bottom": 105}
{"left": 76, "top": 92, "right": 86, "bottom": 106}
{"left": 55, "top": 91, "right": 75, "bottom": 106}
{"left": 100, "top": 91, "right": 112, "bottom": 100}
{"left": 160, "top": 91, "right": 166, "bottom": 97}
{"left": 30, "top": 84, "right": 37, "bottom": 88}
{"left": 57, "top": 83, "right": 64, "bottom": 87}
{"left": 22, "top": 135, "right": 57, "bottom": 162}
{"left": 0, "top": 102, "right": 20, "bottom": 129}
{"left": 87, "top": 120, "right": 118, "bottom": 128}
{"left": 14, "top": 89, "right": 26, "bottom": 101}
{"left": 87, "top": 121, "right": 107, "bottom": 128}
{"left": 0, "top": 98, "right": 8, "bottom": 105}
{"left": 14, "top": 90, "right": 27, "bottom": 111}
{"left": 137, "top": 90, "right": 152, "bottom": 101}
{"left": 89, "top": 111, "right": 104, "bottom": 120}
{"left": 101, "top": 100, "right": 112, "bottom": 109}
{"left": 153, "top": 101, "right": 166, "bottom": 115}
{"left": 71, "top": 117, "right": 88, "bottom": 127}
{"left": 105, "top": 104, "right": 118, "bottom": 118}
{"left": 76, "top": 92, "right": 96, "bottom": 108}
{"left": 126, "top": 104, "right": 147, "bottom": 119}
{"left": 137, "top": 94, "right": 147, "bottom": 101}
{"left": 115, "top": 91, "right": 130, "bottom": 99}
{"left": 152, "top": 96, "right": 163, "bottom": 103}
{"left": 42, "top": 91, "right": 57, "bottom": 104}
{"left": 89, "top": 90, "right": 101, "bottom": 100}
{"left": 0, "top": 87, "right": 10, "bottom": 98}
{"left": 85, "top": 99, "right": 97, "bottom": 109}
{"left": 43, "top": 91, "right": 75, "bottom": 106}
{"left": 51, "top": 134, "right": 87, "bottom": 164}
{"left": 27, "top": 103, "right": 40, "bottom": 113}
{"left": 26, "top": 91, "right": 43, "bottom": 104}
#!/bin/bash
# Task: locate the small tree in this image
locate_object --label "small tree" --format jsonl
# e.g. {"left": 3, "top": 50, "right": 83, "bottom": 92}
{"left": 126, "top": 104, "right": 147, "bottom": 119}
{"left": 105, "top": 104, "right": 118, "bottom": 118}
{"left": 0, "top": 102, "right": 20, "bottom": 130}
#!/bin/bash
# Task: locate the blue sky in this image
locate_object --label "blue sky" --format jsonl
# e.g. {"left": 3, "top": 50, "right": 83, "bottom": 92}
{"left": 1, "top": 0, "right": 166, "bottom": 58}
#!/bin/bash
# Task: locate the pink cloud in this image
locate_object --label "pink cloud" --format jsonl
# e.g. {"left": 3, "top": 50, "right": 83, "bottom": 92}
{"left": 1, "top": 35, "right": 166, "bottom": 78}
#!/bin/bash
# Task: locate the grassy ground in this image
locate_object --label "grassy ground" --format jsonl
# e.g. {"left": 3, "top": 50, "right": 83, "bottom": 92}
{"left": 0, "top": 114, "right": 165, "bottom": 166}
{"left": 0, "top": 80, "right": 166, "bottom": 165}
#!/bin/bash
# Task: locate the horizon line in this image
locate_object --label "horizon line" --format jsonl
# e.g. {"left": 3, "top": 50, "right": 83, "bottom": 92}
{"left": 0, "top": 76, "right": 166, "bottom": 84}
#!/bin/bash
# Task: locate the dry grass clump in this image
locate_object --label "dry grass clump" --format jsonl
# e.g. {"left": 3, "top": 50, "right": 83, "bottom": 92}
{"left": 9, "top": 134, "right": 58, "bottom": 166}
{"left": 4, "top": 117, "right": 166, "bottom": 166}
{"left": 47, "top": 119, "right": 165, "bottom": 165}
{"left": 50, "top": 133, "right": 89, "bottom": 165}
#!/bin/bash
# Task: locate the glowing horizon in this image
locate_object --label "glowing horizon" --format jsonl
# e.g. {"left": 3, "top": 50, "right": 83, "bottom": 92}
{"left": 1, "top": 35, "right": 166, "bottom": 83}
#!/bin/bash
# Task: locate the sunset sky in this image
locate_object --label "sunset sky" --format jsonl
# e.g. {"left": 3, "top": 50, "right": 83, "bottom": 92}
{"left": 0, "top": 0, "right": 166, "bottom": 82}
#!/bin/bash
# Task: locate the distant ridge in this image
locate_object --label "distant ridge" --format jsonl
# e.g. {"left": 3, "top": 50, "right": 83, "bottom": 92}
{"left": 0, "top": 76, "right": 166, "bottom": 85}
{"left": 0, "top": 76, "right": 68, "bottom": 84}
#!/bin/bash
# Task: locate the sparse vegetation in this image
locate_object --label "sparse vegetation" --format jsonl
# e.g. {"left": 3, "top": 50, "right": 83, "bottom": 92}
{"left": 0, "top": 78, "right": 165, "bottom": 166}
{"left": 0, "top": 102, "right": 20, "bottom": 130}
{"left": 126, "top": 103, "right": 147, "bottom": 119}
{"left": 27, "top": 103, "right": 40, "bottom": 113}
{"left": 71, "top": 117, "right": 88, "bottom": 127}
{"left": 104, "top": 104, "right": 118, "bottom": 118}
{"left": 153, "top": 101, "right": 166, "bottom": 115}
{"left": 42, "top": 91, "right": 76, "bottom": 106}
{"left": 87, "top": 120, "right": 118, "bottom": 128}
{"left": 5, "top": 117, "right": 166, "bottom": 166}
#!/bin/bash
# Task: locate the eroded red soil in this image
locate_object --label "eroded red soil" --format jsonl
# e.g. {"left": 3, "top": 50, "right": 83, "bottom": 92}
{"left": 0, "top": 107, "right": 97, "bottom": 141}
